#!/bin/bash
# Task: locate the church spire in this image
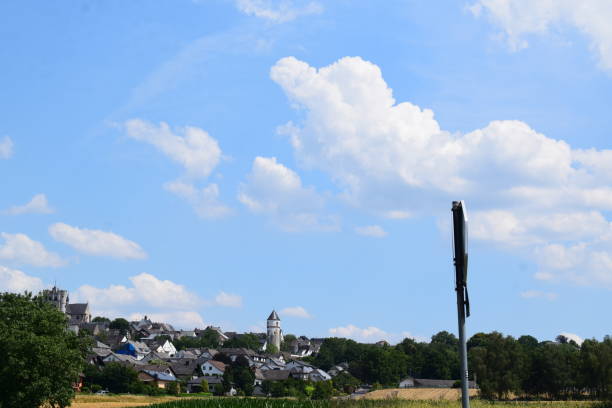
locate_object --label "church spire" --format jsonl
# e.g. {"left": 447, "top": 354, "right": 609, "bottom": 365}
{"left": 267, "top": 310, "right": 280, "bottom": 321}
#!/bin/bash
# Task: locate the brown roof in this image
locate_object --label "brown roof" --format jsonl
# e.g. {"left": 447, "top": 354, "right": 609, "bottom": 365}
{"left": 208, "top": 360, "right": 226, "bottom": 371}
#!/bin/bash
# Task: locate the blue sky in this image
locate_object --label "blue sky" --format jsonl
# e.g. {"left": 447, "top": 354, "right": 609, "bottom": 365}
{"left": 1, "top": 0, "right": 611, "bottom": 344}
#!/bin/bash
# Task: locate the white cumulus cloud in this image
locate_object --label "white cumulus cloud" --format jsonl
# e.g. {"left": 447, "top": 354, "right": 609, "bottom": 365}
{"left": 329, "top": 324, "right": 390, "bottom": 342}
{"left": 74, "top": 273, "right": 201, "bottom": 317}
{"left": 214, "top": 291, "right": 242, "bottom": 307}
{"left": 238, "top": 156, "right": 338, "bottom": 231}
{"left": 559, "top": 332, "right": 584, "bottom": 346}
{"left": 164, "top": 181, "right": 232, "bottom": 219}
{"left": 73, "top": 274, "right": 240, "bottom": 328}
{"left": 124, "top": 119, "right": 221, "bottom": 179}
{"left": 235, "top": 0, "right": 322, "bottom": 23}
{"left": 0, "top": 136, "right": 13, "bottom": 159}
{"left": 0, "top": 265, "right": 45, "bottom": 293}
{"left": 354, "top": 225, "right": 387, "bottom": 238}
{"left": 49, "top": 223, "right": 146, "bottom": 260}
{"left": 123, "top": 119, "right": 231, "bottom": 219}
{"left": 129, "top": 311, "right": 205, "bottom": 330}
{"left": 281, "top": 306, "right": 312, "bottom": 318}
{"left": 270, "top": 55, "right": 612, "bottom": 288}
{"left": 470, "top": 0, "right": 612, "bottom": 71}
{"left": 2, "top": 194, "right": 54, "bottom": 215}
{"left": 0, "top": 233, "right": 65, "bottom": 267}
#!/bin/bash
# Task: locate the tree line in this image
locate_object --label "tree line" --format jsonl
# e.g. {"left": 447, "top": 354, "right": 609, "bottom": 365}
{"left": 308, "top": 331, "right": 611, "bottom": 400}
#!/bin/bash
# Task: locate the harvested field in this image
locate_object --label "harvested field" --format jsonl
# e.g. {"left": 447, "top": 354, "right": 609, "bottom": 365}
{"left": 70, "top": 394, "right": 184, "bottom": 408}
{"left": 356, "top": 388, "right": 479, "bottom": 400}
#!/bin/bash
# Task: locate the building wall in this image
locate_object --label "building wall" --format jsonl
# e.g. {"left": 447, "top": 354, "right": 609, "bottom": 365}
{"left": 267, "top": 319, "right": 282, "bottom": 350}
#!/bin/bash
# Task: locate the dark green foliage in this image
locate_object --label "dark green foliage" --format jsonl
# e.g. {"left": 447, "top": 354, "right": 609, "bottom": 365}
{"left": 468, "top": 331, "right": 525, "bottom": 399}
{"left": 92, "top": 316, "right": 111, "bottom": 323}
{"left": 313, "top": 337, "right": 362, "bottom": 370}
{"left": 222, "top": 355, "right": 255, "bottom": 396}
{"left": 173, "top": 328, "right": 220, "bottom": 350}
{"left": 84, "top": 362, "right": 140, "bottom": 393}
{"left": 167, "top": 381, "right": 180, "bottom": 396}
{"left": 349, "top": 346, "right": 408, "bottom": 385}
{"left": 312, "top": 380, "right": 333, "bottom": 399}
{"left": 332, "top": 372, "right": 361, "bottom": 394}
{"left": 580, "top": 336, "right": 612, "bottom": 400}
{"left": 200, "top": 379, "right": 209, "bottom": 393}
{"left": 281, "top": 334, "right": 297, "bottom": 352}
{"left": 261, "top": 378, "right": 315, "bottom": 398}
{"left": 266, "top": 343, "right": 279, "bottom": 354}
{"left": 213, "top": 352, "right": 232, "bottom": 364}
{"left": 0, "top": 292, "right": 87, "bottom": 408}
{"left": 222, "top": 333, "right": 262, "bottom": 351}
{"left": 109, "top": 317, "right": 130, "bottom": 335}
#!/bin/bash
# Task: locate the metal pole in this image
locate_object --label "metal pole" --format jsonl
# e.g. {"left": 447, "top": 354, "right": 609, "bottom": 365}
{"left": 452, "top": 201, "right": 470, "bottom": 408}
{"left": 456, "top": 285, "right": 470, "bottom": 408}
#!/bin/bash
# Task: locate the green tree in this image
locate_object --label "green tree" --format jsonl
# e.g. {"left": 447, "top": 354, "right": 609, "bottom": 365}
{"left": 223, "top": 355, "right": 255, "bottom": 396}
{"left": 92, "top": 316, "right": 110, "bottom": 323}
{"left": 109, "top": 318, "right": 130, "bottom": 335}
{"left": 166, "top": 381, "right": 180, "bottom": 396}
{"left": 468, "top": 332, "right": 525, "bottom": 399}
{"left": 0, "top": 292, "right": 87, "bottom": 408}
{"left": 332, "top": 371, "right": 361, "bottom": 394}
{"left": 97, "top": 362, "right": 140, "bottom": 393}
{"left": 312, "top": 380, "right": 333, "bottom": 399}
{"left": 266, "top": 343, "right": 279, "bottom": 354}
{"left": 579, "top": 336, "right": 612, "bottom": 400}
{"left": 223, "top": 333, "right": 262, "bottom": 351}
{"left": 281, "top": 334, "right": 297, "bottom": 352}
{"left": 200, "top": 378, "right": 209, "bottom": 393}
{"left": 173, "top": 328, "right": 220, "bottom": 351}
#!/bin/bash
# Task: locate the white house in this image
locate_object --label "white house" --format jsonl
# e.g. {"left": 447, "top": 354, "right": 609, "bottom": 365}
{"left": 201, "top": 360, "right": 226, "bottom": 376}
{"left": 155, "top": 339, "right": 177, "bottom": 356}
{"left": 399, "top": 377, "right": 415, "bottom": 388}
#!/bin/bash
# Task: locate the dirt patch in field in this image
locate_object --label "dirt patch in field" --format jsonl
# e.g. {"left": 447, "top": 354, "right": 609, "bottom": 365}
{"left": 357, "top": 388, "right": 479, "bottom": 400}
{"left": 71, "top": 395, "right": 182, "bottom": 408}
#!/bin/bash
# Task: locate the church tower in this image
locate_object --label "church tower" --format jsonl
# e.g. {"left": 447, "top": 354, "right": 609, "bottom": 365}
{"left": 267, "top": 310, "right": 282, "bottom": 351}
{"left": 41, "top": 286, "right": 69, "bottom": 313}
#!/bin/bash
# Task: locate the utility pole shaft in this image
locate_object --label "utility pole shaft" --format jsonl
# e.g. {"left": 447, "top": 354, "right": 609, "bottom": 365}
{"left": 452, "top": 201, "right": 471, "bottom": 408}
{"left": 456, "top": 283, "right": 470, "bottom": 408}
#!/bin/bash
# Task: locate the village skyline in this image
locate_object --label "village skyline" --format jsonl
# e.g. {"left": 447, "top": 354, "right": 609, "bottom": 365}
{"left": 1, "top": 0, "right": 611, "bottom": 344}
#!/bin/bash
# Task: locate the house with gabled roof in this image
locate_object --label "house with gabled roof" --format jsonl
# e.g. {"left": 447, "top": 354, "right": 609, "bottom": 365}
{"left": 102, "top": 352, "right": 142, "bottom": 365}
{"left": 201, "top": 360, "right": 226, "bottom": 376}
{"left": 138, "top": 366, "right": 177, "bottom": 389}
{"left": 115, "top": 340, "right": 151, "bottom": 360}
{"left": 170, "top": 359, "right": 200, "bottom": 381}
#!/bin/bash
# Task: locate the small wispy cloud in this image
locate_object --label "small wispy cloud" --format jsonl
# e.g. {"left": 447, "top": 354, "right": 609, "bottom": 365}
{"left": 281, "top": 306, "right": 312, "bottom": 318}
{"left": 354, "top": 225, "right": 387, "bottom": 238}
{"left": 214, "top": 291, "right": 242, "bottom": 308}
{"left": 2, "top": 194, "right": 54, "bottom": 215}
{"left": 235, "top": 0, "right": 323, "bottom": 23}
{"left": 520, "top": 290, "right": 558, "bottom": 301}
{"left": 0, "top": 136, "right": 13, "bottom": 159}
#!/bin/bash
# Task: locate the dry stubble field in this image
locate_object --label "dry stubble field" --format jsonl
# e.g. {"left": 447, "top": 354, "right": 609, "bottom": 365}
{"left": 69, "top": 392, "right": 606, "bottom": 408}
{"left": 70, "top": 394, "right": 183, "bottom": 408}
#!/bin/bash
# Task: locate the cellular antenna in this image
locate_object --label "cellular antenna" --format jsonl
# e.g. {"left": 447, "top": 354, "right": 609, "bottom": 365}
{"left": 452, "top": 200, "right": 471, "bottom": 408}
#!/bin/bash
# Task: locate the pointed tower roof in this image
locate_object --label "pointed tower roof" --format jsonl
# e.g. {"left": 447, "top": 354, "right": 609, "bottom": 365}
{"left": 267, "top": 310, "right": 280, "bottom": 321}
